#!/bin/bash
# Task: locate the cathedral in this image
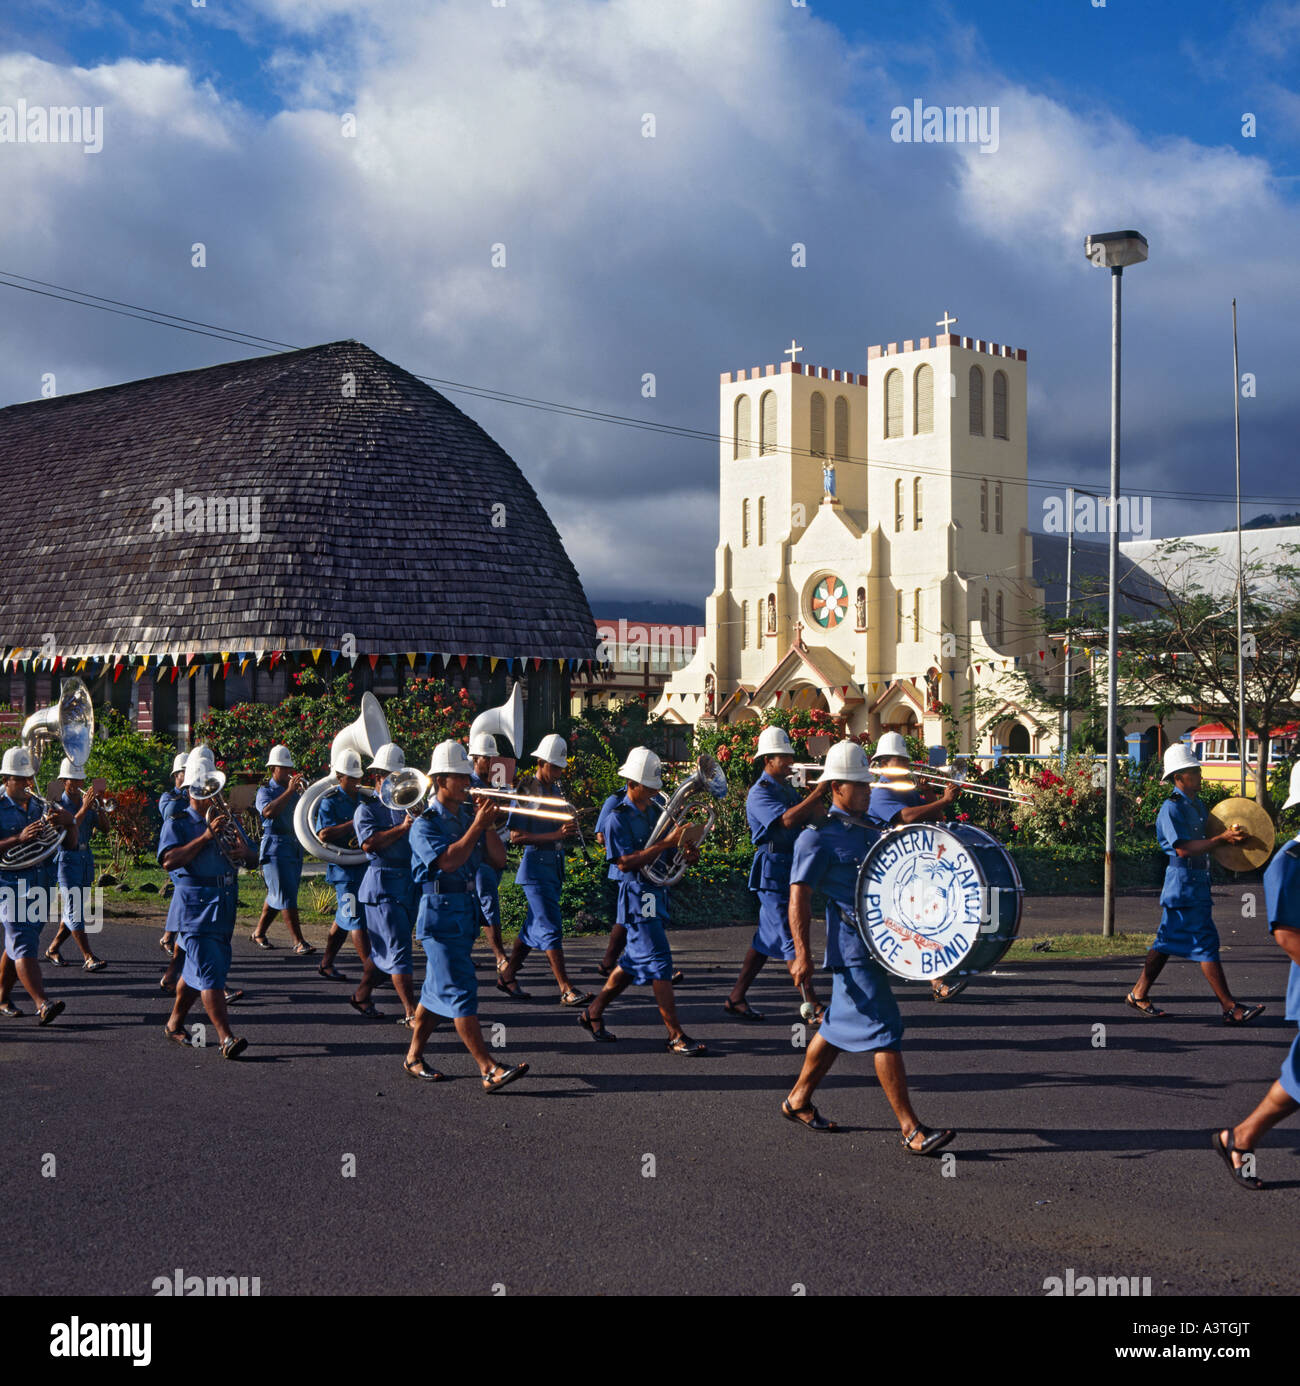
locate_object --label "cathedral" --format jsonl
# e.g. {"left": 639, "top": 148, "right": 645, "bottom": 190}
{"left": 654, "top": 324, "right": 1060, "bottom": 755}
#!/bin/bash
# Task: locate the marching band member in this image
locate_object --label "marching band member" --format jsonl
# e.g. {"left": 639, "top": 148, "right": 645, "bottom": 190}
{"left": 45, "top": 759, "right": 107, "bottom": 971}
{"left": 724, "top": 726, "right": 827, "bottom": 1023}
{"left": 0, "top": 745, "right": 75, "bottom": 1024}
{"left": 594, "top": 789, "right": 623, "bottom": 974}
{"left": 469, "top": 732, "right": 510, "bottom": 975}
{"left": 404, "top": 740, "right": 528, "bottom": 1090}
{"left": 158, "top": 751, "right": 188, "bottom": 955}
{"left": 782, "top": 740, "right": 955, "bottom": 1153}
{"left": 578, "top": 747, "right": 704, "bottom": 1054}
{"left": 868, "top": 732, "right": 964, "bottom": 1002}
{"left": 1126, "top": 745, "right": 1264, "bottom": 1024}
{"left": 496, "top": 733, "right": 592, "bottom": 1009}
{"left": 314, "top": 748, "right": 373, "bottom": 985}
{"left": 354, "top": 743, "right": 417, "bottom": 1025}
{"left": 250, "top": 746, "right": 313, "bottom": 954}
{"left": 158, "top": 752, "right": 257, "bottom": 1057}
{"left": 1213, "top": 762, "right": 1300, "bottom": 1189}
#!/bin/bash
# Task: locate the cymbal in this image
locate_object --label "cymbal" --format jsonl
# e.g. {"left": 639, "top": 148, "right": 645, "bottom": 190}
{"left": 1207, "top": 796, "right": 1275, "bottom": 872}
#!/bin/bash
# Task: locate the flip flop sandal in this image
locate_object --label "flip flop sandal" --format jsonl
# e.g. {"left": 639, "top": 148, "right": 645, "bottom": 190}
{"left": 579, "top": 1009, "right": 617, "bottom": 1042}
{"left": 82, "top": 959, "right": 107, "bottom": 972}
{"left": 1211, "top": 1128, "right": 1264, "bottom": 1190}
{"left": 671, "top": 970, "right": 685, "bottom": 984}
{"left": 559, "top": 989, "right": 593, "bottom": 1007}
{"left": 396, "top": 1014, "right": 416, "bottom": 1028}
{"left": 810, "top": 1006, "right": 826, "bottom": 1026}
{"left": 781, "top": 1100, "right": 838, "bottom": 1132}
{"left": 163, "top": 1025, "right": 190, "bottom": 1047}
{"left": 1223, "top": 1003, "right": 1265, "bottom": 1026}
{"left": 349, "top": 998, "right": 383, "bottom": 1018}
{"left": 723, "top": 999, "right": 765, "bottom": 1023}
{"left": 224, "top": 990, "right": 245, "bottom": 1005}
{"left": 0, "top": 1001, "right": 25, "bottom": 1018}
{"left": 932, "top": 979, "right": 969, "bottom": 1002}
{"left": 403, "top": 1058, "right": 445, "bottom": 1082}
{"left": 1125, "top": 992, "right": 1165, "bottom": 1018}
{"left": 902, "top": 1125, "right": 956, "bottom": 1156}
{"left": 249, "top": 933, "right": 274, "bottom": 950}
{"left": 666, "top": 1034, "right": 706, "bottom": 1056}
{"left": 37, "top": 1000, "right": 66, "bottom": 1026}
{"left": 293, "top": 942, "right": 317, "bottom": 955}
{"left": 496, "top": 978, "right": 532, "bottom": 1000}
{"left": 221, "top": 1036, "right": 248, "bottom": 1060}
{"left": 44, "top": 949, "right": 67, "bottom": 967}
{"left": 483, "top": 1061, "right": 529, "bottom": 1094}
{"left": 317, "top": 965, "right": 349, "bottom": 981}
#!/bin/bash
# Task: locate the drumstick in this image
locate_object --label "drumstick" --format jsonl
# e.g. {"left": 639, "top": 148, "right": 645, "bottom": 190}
{"left": 799, "top": 985, "right": 816, "bottom": 1023}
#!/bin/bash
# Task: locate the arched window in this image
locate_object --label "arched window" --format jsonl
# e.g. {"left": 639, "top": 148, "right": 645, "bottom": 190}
{"left": 896, "top": 589, "right": 904, "bottom": 642}
{"left": 833, "top": 395, "right": 849, "bottom": 460}
{"left": 979, "top": 479, "right": 988, "bottom": 531}
{"left": 741, "top": 599, "right": 749, "bottom": 650}
{"left": 994, "top": 481, "right": 1004, "bottom": 533}
{"left": 913, "top": 364, "right": 933, "bottom": 435}
{"left": 913, "top": 476, "right": 923, "bottom": 529}
{"left": 912, "top": 588, "right": 922, "bottom": 642}
{"left": 894, "top": 478, "right": 904, "bottom": 531}
{"left": 969, "top": 366, "right": 984, "bottom": 436}
{"left": 981, "top": 588, "right": 989, "bottom": 626}
{"left": 884, "top": 369, "right": 903, "bottom": 438}
{"left": 760, "top": 390, "right": 777, "bottom": 455}
{"left": 741, "top": 498, "right": 750, "bottom": 546}
{"left": 758, "top": 496, "right": 767, "bottom": 545}
{"left": 995, "top": 591, "right": 1004, "bottom": 644}
{"left": 809, "top": 392, "right": 826, "bottom": 458}
{"left": 993, "top": 370, "right": 1009, "bottom": 440}
{"left": 1008, "top": 723, "right": 1031, "bottom": 754}
{"left": 734, "top": 395, "right": 752, "bottom": 458}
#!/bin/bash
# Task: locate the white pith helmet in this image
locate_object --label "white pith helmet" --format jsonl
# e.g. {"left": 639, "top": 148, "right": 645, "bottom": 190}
{"left": 182, "top": 746, "right": 217, "bottom": 788}
{"left": 429, "top": 740, "right": 473, "bottom": 776}
{"left": 1, "top": 746, "right": 39, "bottom": 779}
{"left": 469, "top": 732, "right": 498, "bottom": 758}
{"left": 58, "top": 757, "right": 86, "bottom": 780}
{"left": 331, "top": 747, "right": 364, "bottom": 778}
{"left": 532, "top": 733, "right": 568, "bottom": 769}
{"left": 266, "top": 744, "right": 295, "bottom": 768}
{"left": 754, "top": 726, "right": 796, "bottom": 760}
{"left": 617, "top": 746, "right": 662, "bottom": 790}
{"left": 1161, "top": 744, "right": 1201, "bottom": 781}
{"left": 369, "top": 743, "right": 405, "bottom": 773}
{"left": 870, "top": 731, "right": 910, "bottom": 765}
{"left": 1282, "top": 761, "right": 1300, "bottom": 812}
{"left": 816, "top": 740, "right": 874, "bottom": 785}
{"left": 171, "top": 752, "right": 189, "bottom": 775}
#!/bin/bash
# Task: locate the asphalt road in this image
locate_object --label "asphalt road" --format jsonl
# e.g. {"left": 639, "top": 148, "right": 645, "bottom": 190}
{"left": 3, "top": 894, "right": 1296, "bottom": 1298}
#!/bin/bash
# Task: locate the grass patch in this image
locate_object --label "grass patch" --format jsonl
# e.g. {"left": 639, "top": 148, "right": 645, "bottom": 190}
{"left": 1006, "top": 932, "right": 1155, "bottom": 960}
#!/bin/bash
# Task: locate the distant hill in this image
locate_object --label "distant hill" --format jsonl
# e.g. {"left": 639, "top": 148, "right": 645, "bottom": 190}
{"left": 588, "top": 596, "right": 706, "bottom": 625}
{"left": 1232, "top": 513, "right": 1300, "bottom": 531}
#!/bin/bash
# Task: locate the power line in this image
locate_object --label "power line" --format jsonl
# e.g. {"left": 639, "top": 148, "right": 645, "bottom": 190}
{"left": 3, "top": 268, "right": 1299, "bottom": 509}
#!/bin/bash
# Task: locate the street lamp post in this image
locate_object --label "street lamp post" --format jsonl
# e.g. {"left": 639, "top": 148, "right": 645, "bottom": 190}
{"left": 1085, "top": 229, "right": 1148, "bottom": 939}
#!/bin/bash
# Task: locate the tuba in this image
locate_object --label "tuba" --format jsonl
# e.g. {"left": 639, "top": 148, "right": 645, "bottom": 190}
{"left": 640, "top": 753, "right": 729, "bottom": 888}
{"left": 0, "top": 677, "right": 95, "bottom": 872}
{"left": 293, "top": 693, "right": 390, "bottom": 867}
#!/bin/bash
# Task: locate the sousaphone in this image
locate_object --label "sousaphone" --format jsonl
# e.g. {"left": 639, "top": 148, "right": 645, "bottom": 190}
{"left": 293, "top": 693, "right": 390, "bottom": 867}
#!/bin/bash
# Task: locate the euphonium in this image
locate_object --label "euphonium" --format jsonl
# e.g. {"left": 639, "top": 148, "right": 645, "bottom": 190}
{"left": 640, "top": 754, "right": 729, "bottom": 888}
{"left": 191, "top": 771, "right": 243, "bottom": 861}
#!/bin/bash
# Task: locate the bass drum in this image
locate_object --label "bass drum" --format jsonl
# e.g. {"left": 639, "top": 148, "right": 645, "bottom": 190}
{"left": 852, "top": 822, "right": 1022, "bottom": 982}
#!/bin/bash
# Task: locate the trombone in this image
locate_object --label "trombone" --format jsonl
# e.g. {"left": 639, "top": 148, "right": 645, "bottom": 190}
{"left": 873, "top": 763, "right": 1033, "bottom": 805}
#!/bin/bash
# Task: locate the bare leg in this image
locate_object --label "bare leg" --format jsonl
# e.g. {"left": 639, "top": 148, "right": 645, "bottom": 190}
{"left": 1199, "top": 960, "right": 1237, "bottom": 1010}
{"left": 252, "top": 903, "right": 278, "bottom": 940}
{"left": 198, "top": 987, "right": 236, "bottom": 1046}
{"left": 500, "top": 937, "right": 529, "bottom": 987}
{"left": 320, "top": 924, "right": 348, "bottom": 971}
{"left": 650, "top": 978, "right": 685, "bottom": 1039}
{"left": 601, "top": 924, "right": 627, "bottom": 972}
{"left": 283, "top": 906, "right": 308, "bottom": 948}
{"left": 543, "top": 947, "right": 578, "bottom": 996}
{"left": 586, "top": 968, "right": 632, "bottom": 1021}
{"left": 873, "top": 1049, "right": 927, "bottom": 1143}
{"left": 12, "top": 956, "right": 50, "bottom": 1009}
{"left": 47, "top": 923, "right": 70, "bottom": 957}
{"left": 1131, "top": 950, "right": 1169, "bottom": 1000}
{"left": 66, "top": 928, "right": 98, "bottom": 964}
{"left": 1220, "top": 1082, "right": 1300, "bottom": 1170}
{"left": 390, "top": 972, "right": 417, "bottom": 1019}
{"left": 728, "top": 948, "right": 767, "bottom": 1008}
{"left": 351, "top": 956, "right": 383, "bottom": 1007}
{"left": 785, "top": 1031, "right": 841, "bottom": 1119}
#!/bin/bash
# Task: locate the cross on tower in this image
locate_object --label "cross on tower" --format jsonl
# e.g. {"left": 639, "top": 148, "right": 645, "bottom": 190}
{"left": 936, "top": 310, "right": 958, "bottom": 333}
{"left": 784, "top": 339, "right": 804, "bottom": 363}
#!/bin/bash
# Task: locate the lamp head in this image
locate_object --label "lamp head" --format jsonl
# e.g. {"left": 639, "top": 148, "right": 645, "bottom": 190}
{"left": 1085, "top": 230, "right": 1148, "bottom": 269}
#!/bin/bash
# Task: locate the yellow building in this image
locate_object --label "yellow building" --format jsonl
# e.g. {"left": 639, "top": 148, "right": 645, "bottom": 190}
{"left": 656, "top": 328, "right": 1059, "bottom": 754}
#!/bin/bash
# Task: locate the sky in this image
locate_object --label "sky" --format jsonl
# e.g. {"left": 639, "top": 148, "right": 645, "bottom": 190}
{"left": 1, "top": 0, "right": 1298, "bottom": 613}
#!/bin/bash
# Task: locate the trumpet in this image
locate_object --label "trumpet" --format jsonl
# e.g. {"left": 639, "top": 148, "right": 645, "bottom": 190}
{"left": 874, "top": 763, "right": 1033, "bottom": 805}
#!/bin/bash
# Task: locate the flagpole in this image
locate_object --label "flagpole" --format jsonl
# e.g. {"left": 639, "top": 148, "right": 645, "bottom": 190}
{"left": 1233, "top": 299, "right": 1247, "bottom": 798}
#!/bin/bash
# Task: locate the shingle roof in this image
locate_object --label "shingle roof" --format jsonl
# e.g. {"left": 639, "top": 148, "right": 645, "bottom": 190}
{"left": 0, "top": 341, "right": 595, "bottom": 661}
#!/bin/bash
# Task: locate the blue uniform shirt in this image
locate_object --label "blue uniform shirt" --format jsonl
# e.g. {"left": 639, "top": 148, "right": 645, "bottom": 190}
{"left": 255, "top": 778, "right": 303, "bottom": 863}
{"left": 746, "top": 772, "right": 800, "bottom": 892}
{"left": 0, "top": 790, "right": 53, "bottom": 887}
{"left": 790, "top": 809, "right": 882, "bottom": 970}
{"left": 355, "top": 799, "right": 414, "bottom": 907}
{"left": 1156, "top": 787, "right": 1211, "bottom": 907}
{"left": 157, "top": 805, "right": 249, "bottom": 934}
{"left": 158, "top": 785, "right": 186, "bottom": 823}
{"left": 507, "top": 777, "right": 567, "bottom": 886}
{"left": 1264, "top": 837, "right": 1300, "bottom": 1022}
{"left": 866, "top": 783, "right": 920, "bottom": 829}
{"left": 410, "top": 797, "right": 483, "bottom": 890}
{"left": 595, "top": 792, "right": 621, "bottom": 880}
{"left": 57, "top": 790, "right": 97, "bottom": 857}
{"left": 313, "top": 785, "right": 365, "bottom": 885}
